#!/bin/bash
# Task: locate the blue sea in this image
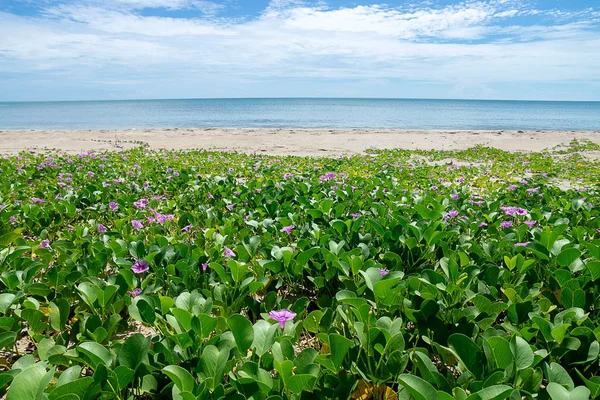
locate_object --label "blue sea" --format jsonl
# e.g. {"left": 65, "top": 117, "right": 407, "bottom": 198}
{"left": 0, "top": 98, "right": 599, "bottom": 131}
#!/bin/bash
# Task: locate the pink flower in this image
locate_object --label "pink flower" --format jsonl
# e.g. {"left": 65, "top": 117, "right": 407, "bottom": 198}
{"left": 378, "top": 268, "right": 389, "bottom": 276}
{"left": 131, "top": 220, "right": 144, "bottom": 230}
{"left": 450, "top": 194, "right": 459, "bottom": 200}
{"left": 515, "top": 242, "right": 529, "bottom": 247}
{"left": 501, "top": 206, "right": 527, "bottom": 216}
{"left": 500, "top": 220, "right": 513, "bottom": 228}
{"left": 97, "top": 224, "right": 107, "bottom": 233}
{"left": 351, "top": 213, "right": 361, "bottom": 219}
{"left": 524, "top": 220, "right": 537, "bottom": 229}
{"left": 201, "top": 263, "right": 208, "bottom": 271}
{"left": 280, "top": 225, "right": 295, "bottom": 235}
{"left": 127, "top": 288, "right": 142, "bottom": 297}
{"left": 109, "top": 202, "right": 118, "bottom": 210}
{"left": 131, "top": 260, "right": 149, "bottom": 274}
{"left": 506, "top": 185, "right": 518, "bottom": 191}
{"left": 181, "top": 224, "right": 193, "bottom": 232}
{"left": 269, "top": 309, "right": 297, "bottom": 329}
{"left": 223, "top": 246, "right": 236, "bottom": 258}
{"left": 133, "top": 199, "right": 149, "bottom": 208}
{"left": 40, "top": 239, "right": 51, "bottom": 249}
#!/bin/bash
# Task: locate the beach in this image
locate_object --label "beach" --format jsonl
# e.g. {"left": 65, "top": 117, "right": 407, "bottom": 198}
{"left": 2, "top": 128, "right": 600, "bottom": 156}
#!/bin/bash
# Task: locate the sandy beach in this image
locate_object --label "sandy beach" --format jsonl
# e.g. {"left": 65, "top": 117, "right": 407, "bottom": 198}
{"left": 1, "top": 128, "right": 599, "bottom": 156}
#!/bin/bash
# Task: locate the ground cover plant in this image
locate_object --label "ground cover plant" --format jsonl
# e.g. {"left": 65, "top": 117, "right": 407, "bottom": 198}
{"left": 1, "top": 140, "right": 600, "bottom": 399}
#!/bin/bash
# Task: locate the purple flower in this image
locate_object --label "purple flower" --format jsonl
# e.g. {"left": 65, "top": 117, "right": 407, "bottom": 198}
{"left": 0, "top": 204, "right": 6, "bottom": 210}
{"left": 445, "top": 210, "right": 459, "bottom": 219}
{"left": 88, "top": 171, "right": 94, "bottom": 178}
{"left": 31, "top": 197, "right": 45, "bottom": 204}
{"left": 500, "top": 220, "right": 513, "bottom": 228}
{"left": 506, "top": 185, "right": 518, "bottom": 191}
{"left": 156, "top": 213, "right": 174, "bottom": 224}
{"left": 378, "top": 268, "right": 389, "bottom": 277}
{"left": 269, "top": 309, "right": 297, "bottom": 329}
{"left": 479, "top": 222, "right": 488, "bottom": 227}
{"left": 10, "top": 216, "right": 17, "bottom": 223}
{"left": 223, "top": 246, "right": 236, "bottom": 258}
{"left": 208, "top": 192, "right": 214, "bottom": 199}
{"left": 131, "top": 260, "right": 149, "bottom": 274}
{"left": 133, "top": 199, "right": 149, "bottom": 208}
{"left": 351, "top": 213, "right": 361, "bottom": 219}
{"left": 109, "top": 201, "right": 118, "bottom": 210}
{"left": 524, "top": 220, "right": 537, "bottom": 229}
{"left": 527, "top": 187, "right": 540, "bottom": 194}
{"left": 97, "top": 224, "right": 107, "bottom": 233}
{"left": 515, "top": 242, "right": 529, "bottom": 247}
{"left": 181, "top": 224, "right": 193, "bottom": 232}
{"left": 450, "top": 194, "right": 459, "bottom": 200}
{"left": 201, "top": 263, "right": 208, "bottom": 271}
{"left": 283, "top": 173, "right": 293, "bottom": 179}
{"left": 40, "top": 239, "right": 50, "bottom": 249}
{"left": 280, "top": 225, "right": 295, "bottom": 235}
{"left": 131, "top": 220, "right": 144, "bottom": 230}
{"left": 127, "top": 288, "right": 142, "bottom": 297}
{"left": 501, "top": 206, "right": 527, "bottom": 216}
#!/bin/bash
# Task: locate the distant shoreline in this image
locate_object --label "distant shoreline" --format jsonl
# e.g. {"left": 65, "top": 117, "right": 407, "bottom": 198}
{"left": 2, "top": 128, "right": 599, "bottom": 156}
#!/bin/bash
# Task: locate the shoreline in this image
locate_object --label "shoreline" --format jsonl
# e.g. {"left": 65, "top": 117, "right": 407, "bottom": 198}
{"left": 1, "top": 128, "right": 599, "bottom": 156}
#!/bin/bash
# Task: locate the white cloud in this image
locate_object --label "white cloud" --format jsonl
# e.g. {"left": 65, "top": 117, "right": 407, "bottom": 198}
{"left": 0, "top": 0, "right": 599, "bottom": 100}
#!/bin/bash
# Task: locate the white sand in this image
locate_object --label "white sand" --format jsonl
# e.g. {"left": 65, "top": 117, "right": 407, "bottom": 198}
{"left": 1, "top": 128, "right": 599, "bottom": 156}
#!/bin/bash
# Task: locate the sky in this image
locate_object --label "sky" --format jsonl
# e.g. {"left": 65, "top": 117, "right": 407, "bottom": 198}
{"left": 0, "top": 0, "right": 599, "bottom": 102}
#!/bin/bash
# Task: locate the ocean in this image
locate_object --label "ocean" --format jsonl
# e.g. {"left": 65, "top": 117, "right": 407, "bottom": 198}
{"left": 0, "top": 98, "right": 599, "bottom": 131}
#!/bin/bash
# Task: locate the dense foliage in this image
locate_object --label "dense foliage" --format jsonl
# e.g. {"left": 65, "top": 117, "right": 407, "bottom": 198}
{"left": 1, "top": 141, "right": 600, "bottom": 399}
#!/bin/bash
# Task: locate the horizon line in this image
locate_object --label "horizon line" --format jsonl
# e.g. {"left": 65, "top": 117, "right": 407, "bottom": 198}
{"left": 2, "top": 96, "right": 600, "bottom": 104}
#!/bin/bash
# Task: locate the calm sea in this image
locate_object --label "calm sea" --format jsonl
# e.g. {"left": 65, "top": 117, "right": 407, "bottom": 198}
{"left": 0, "top": 98, "right": 599, "bottom": 131}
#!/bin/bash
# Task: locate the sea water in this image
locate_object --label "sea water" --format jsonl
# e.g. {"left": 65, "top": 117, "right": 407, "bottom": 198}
{"left": 0, "top": 98, "right": 599, "bottom": 131}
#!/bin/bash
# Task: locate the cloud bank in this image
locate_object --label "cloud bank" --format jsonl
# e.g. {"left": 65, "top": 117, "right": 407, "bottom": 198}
{"left": 0, "top": 0, "right": 599, "bottom": 100}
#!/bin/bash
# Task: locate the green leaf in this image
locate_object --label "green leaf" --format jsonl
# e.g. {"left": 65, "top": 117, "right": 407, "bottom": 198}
{"left": 397, "top": 374, "right": 441, "bottom": 400}
{"left": 162, "top": 365, "right": 196, "bottom": 393}
{"left": 287, "top": 374, "right": 317, "bottom": 395}
{"left": 448, "top": 333, "right": 484, "bottom": 379}
{"left": 251, "top": 320, "right": 277, "bottom": 357}
{"left": 0, "top": 331, "right": 17, "bottom": 350}
{"left": 328, "top": 334, "right": 353, "bottom": 370}
{"left": 545, "top": 363, "right": 574, "bottom": 391}
{"left": 513, "top": 336, "right": 534, "bottom": 370}
{"left": 48, "top": 377, "right": 94, "bottom": 400}
{"left": 557, "top": 248, "right": 580, "bottom": 268}
{"left": 77, "top": 342, "right": 113, "bottom": 369}
{"left": 118, "top": 333, "right": 151, "bottom": 370}
{"left": 196, "top": 345, "right": 229, "bottom": 391}
{"left": 7, "top": 364, "right": 53, "bottom": 400}
{"left": 228, "top": 314, "right": 254, "bottom": 354}
{"left": 465, "top": 385, "right": 513, "bottom": 400}
{"left": 0, "top": 293, "right": 16, "bottom": 314}
{"left": 486, "top": 337, "right": 513, "bottom": 370}
{"left": 547, "top": 382, "right": 590, "bottom": 400}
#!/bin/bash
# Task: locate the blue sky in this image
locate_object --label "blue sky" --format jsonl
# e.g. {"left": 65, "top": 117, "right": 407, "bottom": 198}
{"left": 1, "top": 0, "right": 599, "bottom": 101}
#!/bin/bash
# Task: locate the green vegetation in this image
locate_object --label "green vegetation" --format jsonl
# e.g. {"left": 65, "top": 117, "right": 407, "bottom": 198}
{"left": 0, "top": 141, "right": 599, "bottom": 399}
